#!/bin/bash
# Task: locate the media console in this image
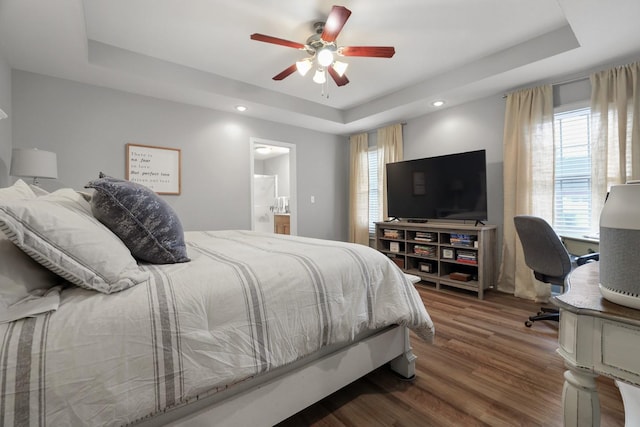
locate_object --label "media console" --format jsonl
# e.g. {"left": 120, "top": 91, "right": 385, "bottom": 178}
{"left": 375, "top": 221, "right": 497, "bottom": 299}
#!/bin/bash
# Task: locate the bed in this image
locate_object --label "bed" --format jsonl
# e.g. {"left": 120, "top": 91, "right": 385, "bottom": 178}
{"left": 0, "top": 179, "right": 434, "bottom": 427}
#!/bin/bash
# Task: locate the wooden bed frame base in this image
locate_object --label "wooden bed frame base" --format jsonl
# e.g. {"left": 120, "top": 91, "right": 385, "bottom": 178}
{"left": 136, "top": 325, "right": 416, "bottom": 427}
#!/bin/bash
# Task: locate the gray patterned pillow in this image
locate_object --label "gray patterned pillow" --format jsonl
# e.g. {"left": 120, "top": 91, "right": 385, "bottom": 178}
{"left": 85, "top": 176, "right": 190, "bottom": 264}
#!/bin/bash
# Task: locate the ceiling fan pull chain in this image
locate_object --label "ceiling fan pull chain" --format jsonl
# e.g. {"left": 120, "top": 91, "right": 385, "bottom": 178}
{"left": 322, "top": 69, "right": 329, "bottom": 98}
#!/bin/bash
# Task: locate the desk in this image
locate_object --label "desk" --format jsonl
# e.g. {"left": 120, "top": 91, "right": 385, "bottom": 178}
{"left": 553, "top": 262, "right": 640, "bottom": 426}
{"left": 560, "top": 234, "right": 599, "bottom": 256}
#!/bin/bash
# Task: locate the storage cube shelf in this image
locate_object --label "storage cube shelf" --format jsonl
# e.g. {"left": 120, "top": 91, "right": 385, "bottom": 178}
{"left": 376, "top": 221, "right": 497, "bottom": 299}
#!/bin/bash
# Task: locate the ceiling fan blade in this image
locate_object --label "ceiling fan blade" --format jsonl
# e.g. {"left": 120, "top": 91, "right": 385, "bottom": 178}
{"left": 273, "top": 64, "right": 298, "bottom": 81}
{"left": 339, "top": 46, "right": 395, "bottom": 58}
{"left": 327, "top": 67, "right": 349, "bottom": 87}
{"left": 321, "top": 6, "right": 351, "bottom": 42}
{"left": 250, "top": 33, "right": 305, "bottom": 50}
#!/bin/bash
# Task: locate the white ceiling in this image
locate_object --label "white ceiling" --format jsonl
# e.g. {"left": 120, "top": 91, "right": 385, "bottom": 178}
{"left": 1, "top": 0, "right": 639, "bottom": 135}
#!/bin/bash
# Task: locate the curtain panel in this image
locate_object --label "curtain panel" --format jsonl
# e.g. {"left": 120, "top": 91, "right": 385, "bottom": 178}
{"left": 377, "top": 123, "right": 404, "bottom": 221}
{"left": 590, "top": 62, "right": 640, "bottom": 231}
{"left": 498, "top": 85, "right": 555, "bottom": 301}
{"left": 348, "top": 133, "right": 369, "bottom": 245}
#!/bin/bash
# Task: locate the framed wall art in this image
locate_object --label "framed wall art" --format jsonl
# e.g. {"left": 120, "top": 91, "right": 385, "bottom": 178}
{"left": 125, "top": 143, "right": 181, "bottom": 195}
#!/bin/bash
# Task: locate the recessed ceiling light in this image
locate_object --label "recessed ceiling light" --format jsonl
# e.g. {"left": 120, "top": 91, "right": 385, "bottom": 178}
{"left": 235, "top": 105, "right": 248, "bottom": 112}
{"left": 432, "top": 100, "right": 445, "bottom": 107}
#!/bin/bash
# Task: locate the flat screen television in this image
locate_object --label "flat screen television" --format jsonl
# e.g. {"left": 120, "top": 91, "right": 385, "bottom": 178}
{"left": 386, "top": 149, "right": 487, "bottom": 222}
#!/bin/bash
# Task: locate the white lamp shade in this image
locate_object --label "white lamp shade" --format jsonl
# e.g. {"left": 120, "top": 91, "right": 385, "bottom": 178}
{"left": 317, "top": 48, "right": 334, "bottom": 67}
{"left": 332, "top": 61, "right": 348, "bottom": 77}
{"left": 10, "top": 148, "right": 58, "bottom": 180}
{"left": 313, "top": 68, "right": 326, "bottom": 84}
{"left": 296, "top": 59, "right": 312, "bottom": 76}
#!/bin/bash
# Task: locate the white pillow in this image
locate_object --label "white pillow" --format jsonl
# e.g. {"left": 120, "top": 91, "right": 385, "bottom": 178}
{"left": 0, "top": 179, "right": 37, "bottom": 201}
{"left": 1, "top": 179, "right": 61, "bottom": 318}
{"left": 0, "top": 237, "right": 61, "bottom": 305}
{"left": 29, "top": 184, "right": 50, "bottom": 197}
{"left": 0, "top": 188, "right": 150, "bottom": 294}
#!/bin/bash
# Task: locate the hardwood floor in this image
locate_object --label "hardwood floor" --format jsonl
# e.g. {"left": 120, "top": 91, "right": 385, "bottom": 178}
{"left": 277, "top": 285, "right": 625, "bottom": 427}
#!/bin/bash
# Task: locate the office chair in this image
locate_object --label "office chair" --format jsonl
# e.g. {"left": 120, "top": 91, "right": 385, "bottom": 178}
{"left": 513, "top": 215, "right": 598, "bottom": 327}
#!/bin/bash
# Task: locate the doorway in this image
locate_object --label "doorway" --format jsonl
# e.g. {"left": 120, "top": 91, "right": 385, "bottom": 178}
{"left": 250, "top": 138, "right": 297, "bottom": 235}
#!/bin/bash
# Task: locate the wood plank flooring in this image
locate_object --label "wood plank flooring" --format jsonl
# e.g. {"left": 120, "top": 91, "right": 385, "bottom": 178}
{"left": 277, "top": 285, "right": 625, "bottom": 427}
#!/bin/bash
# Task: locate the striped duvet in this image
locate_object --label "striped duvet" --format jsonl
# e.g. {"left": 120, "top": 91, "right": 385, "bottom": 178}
{"left": 0, "top": 230, "right": 434, "bottom": 426}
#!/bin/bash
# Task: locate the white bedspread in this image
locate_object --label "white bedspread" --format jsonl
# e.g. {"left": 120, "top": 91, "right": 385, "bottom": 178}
{"left": 0, "top": 230, "right": 434, "bottom": 426}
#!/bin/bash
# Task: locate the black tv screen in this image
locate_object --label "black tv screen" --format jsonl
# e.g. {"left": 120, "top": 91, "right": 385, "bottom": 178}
{"left": 386, "top": 149, "right": 487, "bottom": 221}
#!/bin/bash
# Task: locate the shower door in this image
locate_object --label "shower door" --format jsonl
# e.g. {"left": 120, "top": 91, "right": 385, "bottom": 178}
{"left": 253, "top": 174, "right": 277, "bottom": 233}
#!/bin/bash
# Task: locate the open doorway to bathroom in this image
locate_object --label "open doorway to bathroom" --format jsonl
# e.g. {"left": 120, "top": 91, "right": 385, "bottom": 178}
{"left": 250, "top": 138, "right": 297, "bottom": 235}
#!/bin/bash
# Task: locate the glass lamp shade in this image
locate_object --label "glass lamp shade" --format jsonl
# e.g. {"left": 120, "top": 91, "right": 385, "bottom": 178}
{"left": 10, "top": 148, "right": 58, "bottom": 184}
{"left": 313, "top": 68, "right": 326, "bottom": 84}
{"left": 296, "top": 59, "right": 312, "bottom": 76}
{"left": 317, "top": 48, "right": 334, "bottom": 67}
{"left": 332, "top": 61, "right": 348, "bottom": 77}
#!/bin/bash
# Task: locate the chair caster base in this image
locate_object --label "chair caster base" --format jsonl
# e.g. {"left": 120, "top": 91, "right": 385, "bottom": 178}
{"left": 525, "top": 320, "right": 533, "bottom": 327}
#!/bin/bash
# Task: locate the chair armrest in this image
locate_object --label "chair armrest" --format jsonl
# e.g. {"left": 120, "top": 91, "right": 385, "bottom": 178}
{"left": 576, "top": 252, "right": 599, "bottom": 266}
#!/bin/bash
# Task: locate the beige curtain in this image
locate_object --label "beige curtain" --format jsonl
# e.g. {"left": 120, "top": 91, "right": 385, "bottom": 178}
{"left": 497, "top": 85, "right": 555, "bottom": 301}
{"left": 349, "top": 133, "right": 369, "bottom": 245}
{"left": 377, "top": 124, "right": 403, "bottom": 221}
{"left": 590, "top": 62, "right": 640, "bottom": 230}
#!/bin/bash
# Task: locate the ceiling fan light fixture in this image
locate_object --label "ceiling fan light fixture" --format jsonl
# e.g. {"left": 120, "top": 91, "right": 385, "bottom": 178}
{"left": 332, "top": 61, "right": 348, "bottom": 77}
{"left": 296, "top": 59, "right": 312, "bottom": 76}
{"left": 317, "top": 48, "right": 334, "bottom": 67}
{"left": 313, "top": 68, "right": 326, "bottom": 84}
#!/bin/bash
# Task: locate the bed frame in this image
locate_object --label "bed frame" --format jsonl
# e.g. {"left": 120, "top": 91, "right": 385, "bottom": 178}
{"left": 135, "top": 325, "right": 416, "bottom": 427}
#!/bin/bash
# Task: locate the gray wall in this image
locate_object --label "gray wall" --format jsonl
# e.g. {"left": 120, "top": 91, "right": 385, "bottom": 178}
{"left": 0, "top": 52, "right": 10, "bottom": 187}
{"left": 404, "top": 94, "right": 506, "bottom": 243}
{"left": 12, "top": 71, "right": 348, "bottom": 241}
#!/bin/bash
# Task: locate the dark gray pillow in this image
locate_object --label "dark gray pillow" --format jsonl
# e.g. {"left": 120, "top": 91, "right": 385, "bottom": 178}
{"left": 85, "top": 175, "right": 190, "bottom": 264}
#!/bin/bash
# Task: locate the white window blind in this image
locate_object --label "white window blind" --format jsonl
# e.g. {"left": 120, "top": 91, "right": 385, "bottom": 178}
{"left": 368, "top": 146, "right": 379, "bottom": 235}
{"left": 553, "top": 107, "right": 592, "bottom": 235}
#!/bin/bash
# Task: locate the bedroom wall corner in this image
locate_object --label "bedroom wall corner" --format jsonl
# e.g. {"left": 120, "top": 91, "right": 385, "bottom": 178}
{"left": 0, "top": 50, "right": 11, "bottom": 188}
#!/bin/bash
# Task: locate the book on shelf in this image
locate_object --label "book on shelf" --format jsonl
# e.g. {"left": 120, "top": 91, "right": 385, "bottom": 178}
{"left": 449, "top": 233, "right": 477, "bottom": 247}
{"left": 456, "top": 249, "right": 478, "bottom": 264}
{"left": 413, "top": 245, "right": 436, "bottom": 257}
{"left": 414, "top": 231, "right": 436, "bottom": 242}
{"left": 384, "top": 229, "right": 401, "bottom": 239}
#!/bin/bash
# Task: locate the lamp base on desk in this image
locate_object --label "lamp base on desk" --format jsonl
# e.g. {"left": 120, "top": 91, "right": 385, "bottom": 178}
{"left": 599, "top": 284, "right": 640, "bottom": 310}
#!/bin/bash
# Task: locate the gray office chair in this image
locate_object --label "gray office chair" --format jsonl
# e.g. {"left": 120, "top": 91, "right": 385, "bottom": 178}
{"left": 513, "top": 215, "right": 598, "bottom": 327}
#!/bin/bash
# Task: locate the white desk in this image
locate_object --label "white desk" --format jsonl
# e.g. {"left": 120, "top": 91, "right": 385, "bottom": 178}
{"left": 560, "top": 234, "right": 599, "bottom": 256}
{"left": 553, "top": 262, "right": 640, "bottom": 426}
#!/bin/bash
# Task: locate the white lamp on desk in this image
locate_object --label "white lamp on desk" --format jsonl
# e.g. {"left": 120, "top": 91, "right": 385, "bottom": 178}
{"left": 599, "top": 181, "right": 640, "bottom": 309}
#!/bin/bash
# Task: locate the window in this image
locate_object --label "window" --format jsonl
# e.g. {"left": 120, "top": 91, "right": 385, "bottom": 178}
{"left": 553, "top": 106, "right": 592, "bottom": 235}
{"left": 368, "top": 146, "right": 379, "bottom": 235}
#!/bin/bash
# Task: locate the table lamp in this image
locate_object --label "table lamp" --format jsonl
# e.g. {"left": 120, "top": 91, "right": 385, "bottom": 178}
{"left": 10, "top": 148, "right": 58, "bottom": 186}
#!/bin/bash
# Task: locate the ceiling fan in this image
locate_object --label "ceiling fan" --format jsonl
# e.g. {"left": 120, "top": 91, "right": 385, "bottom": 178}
{"left": 250, "top": 5, "right": 395, "bottom": 88}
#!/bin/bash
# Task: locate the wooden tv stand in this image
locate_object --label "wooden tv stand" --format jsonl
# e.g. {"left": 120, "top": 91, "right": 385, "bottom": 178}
{"left": 375, "top": 221, "right": 497, "bottom": 299}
